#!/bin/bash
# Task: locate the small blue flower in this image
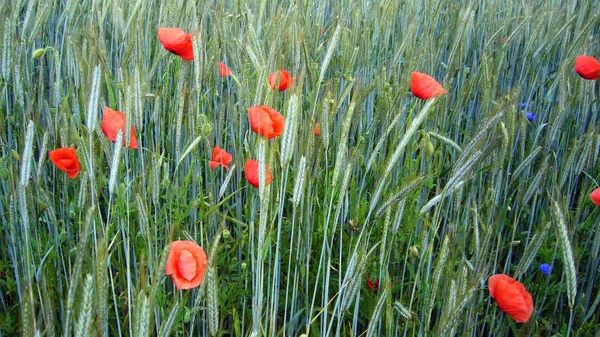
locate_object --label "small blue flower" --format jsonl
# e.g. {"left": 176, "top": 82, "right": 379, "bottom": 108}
{"left": 540, "top": 263, "right": 552, "bottom": 275}
{"left": 526, "top": 112, "right": 537, "bottom": 121}
{"left": 519, "top": 102, "right": 531, "bottom": 109}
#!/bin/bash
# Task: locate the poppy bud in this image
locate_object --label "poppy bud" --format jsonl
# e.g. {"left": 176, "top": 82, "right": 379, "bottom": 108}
{"left": 241, "top": 262, "right": 247, "bottom": 270}
{"left": 117, "top": 82, "right": 124, "bottom": 89}
{"left": 0, "top": 168, "right": 8, "bottom": 180}
{"left": 507, "top": 206, "right": 512, "bottom": 211}
{"left": 223, "top": 229, "right": 231, "bottom": 239}
{"left": 161, "top": 177, "right": 170, "bottom": 188}
{"left": 410, "top": 245, "right": 419, "bottom": 257}
{"left": 193, "top": 199, "right": 202, "bottom": 209}
{"left": 183, "top": 310, "right": 191, "bottom": 323}
{"left": 59, "top": 231, "right": 68, "bottom": 242}
{"left": 32, "top": 48, "right": 46, "bottom": 59}
{"left": 37, "top": 199, "right": 48, "bottom": 211}
{"left": 11, "top": 150, "right": 20, "bottom": 161}
{"left": 426, "top": 141, "right": 434, "bottom": 155}
{"left": 511, "top": 240, "right": 521, "bottom": 246}
{"left": 201, "top": 123, "right": 212, "bottom": 137}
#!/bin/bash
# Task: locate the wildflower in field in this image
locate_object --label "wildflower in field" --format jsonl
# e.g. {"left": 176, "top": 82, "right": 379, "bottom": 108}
{"left": 209, "top": 146, "right": 232, "bottom": 169}
{"left": 539, "top": 263, "right": 552, "bottom": 275}
{"left": 488, "top": 274, "right": 533, "bottom": 323}
{"left": 49, "top": 147, "right": 80, "bottom": 179}
{"left": 518, "top": 102, "right": 530, "bottom": 109}
{"left": 248, "top": 105, "right": 285, "bottom": 139}
{"left": 411, "top": 72, "right": 447, "bottom": 100}
{"left": 219, "top": 62, "right": 232, "bottom": 77}
{"left": 574, "top": 56, "right": 600, "bottom": 80}
{"left": 526, "top": 112, "right": 537, "bottom": 121}
{"left": 102, "top": 107, "right": 138, "bottom": 149}
{"left": 366, "top": 276, "right": 379, "bottom": 291}
{"left": 166, "top": 240, "right": 207, "bottom": 290}
{"left": 314, "top": 123, "right": 321, "bottom": 136}
{"left": 157, "top": 28, "right": 194, "bottom": 61}
{"left": 268, "top": 70, "right": 294, "bottom": 91}
{"left": 244, "top": 159, "right": 272, "bottom": 187}
{"left": 589, "top": 187, "right": 600, "bottom": 206}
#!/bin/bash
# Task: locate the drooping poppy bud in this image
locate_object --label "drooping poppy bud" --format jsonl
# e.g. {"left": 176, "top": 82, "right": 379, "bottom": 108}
{"left": 158, "top": 28, "right": 194, "bottom": 61}
{"left": 574, "top": 56, "right": 600, "bottom": 80}
{"left": 248, "top": 105, "right": 285, "bottom": 140}
{"left": 165, "top": 240, "right": 207, "bottom": 290}
{"left": 488, "top": 274, "right": 533, "bottom": 323}
{"left": 411, "top": 72, "right": 447, "bottom": 100}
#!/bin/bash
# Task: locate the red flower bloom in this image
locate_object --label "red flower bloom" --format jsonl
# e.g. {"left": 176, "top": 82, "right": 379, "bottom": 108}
{"left": 165, "top": 240, "right": 207, "bottom": 290}
{"left": 268, "top": 70, "right": 294, "bottom": 91}
{"left": 590, "top": 187, "right": 600, "bottom": 206}
{"left": 209, "top": 146, "right": 232, "bottom": 169}
{"left": 366, "top": 276, "right": 379, "bottom": 291}
{"left": 248, "top": 105, "right": 285, "bottom": 140}
{"left": 319, "top": 28, "right": 324, "bottom": 35}
{"left": 219, "top": 62, "right": 232, "bottom": 77}
{"left": 49, "top": 147, "right": 80, "bottom": 179}
{"left": 314, "top": 123, "right": 321, "bottom": 136}
{"left": 158, "top": 28, "right": 194, "bottom": 61}
{"left": 101, "top": 107, "right": 138, "bottom": 149}
{"left": 488, "top": 274, "right": 533, "bottom": 323}
{"left": 574, "top": 55, "right": 600, "bottom": 80}
{"left": 244, "top": 159, "right": 272, "bottom": 188}
{"left": 411, "top": 72, "right": 447, "bottom": 100}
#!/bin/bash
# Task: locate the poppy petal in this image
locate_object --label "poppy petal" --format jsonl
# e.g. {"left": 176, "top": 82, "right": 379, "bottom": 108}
{"left": 411, "top": 72, "right": 447, "bottom": 100}
{"left": 314, "top": 123, "right": 321, "bottom": 136}
{"left": 248, "top": 105, "right": 285, "bottom": 139}
{"left": 158, "top": 28, "right": 194, "bottom": 61}
{"left": 219, "top": 62, "right": 232, "bottom": 77}
{"left": 102, "top": 107, "right": 139, "bottom": 149}
{"left": 177, "top": 250, "right": 197, "bottom": 281}
{"left": 488, "top": 274, "right": 533, "bottom": 323}
{"left": 575, "top": 56, "right": 600, "bottom": 80}
{"left": 49, "top": 148, "right": 80, "bottom": 179}
{"left": 268, "top": 70, "right": 294, "bottom": 91}
{"left": 244, "top": 159, "right": 272, "bottom": 188}
{"left": 165, "top": 240, "right": 207, "bottom": 290}
{"left": 590, "top": 187, "right": 600, "bottom": 206}
{"left": 209, "top": 161, "right": 220, "bottom": 169}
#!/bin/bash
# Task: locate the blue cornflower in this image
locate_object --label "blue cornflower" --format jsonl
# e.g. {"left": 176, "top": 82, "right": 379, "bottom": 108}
{"left": 539, "top": 263, "right": 552, "bottom": 275}
{"left": 526, "top": 112, "right": 537, "bottom": 121}
{"left": 519, "top": 102, "right": 531, "bottom": 109}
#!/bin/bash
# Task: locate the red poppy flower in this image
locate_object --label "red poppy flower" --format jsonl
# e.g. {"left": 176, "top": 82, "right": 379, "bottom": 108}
{"left": 219, "top": 62, "right": 232, "bottom": 77}
{"left": 244, "top": 159, "right": 272, "bottom": 188}
{"left": 268, "top": 70, "right": 294, "bottom": 91}
{"left": 165, "top": 240, "right": 207, "bottom": 290}
{"left": 158, "top": 28, "right": 194, "bottom": 61}
{"left": 590, "top": 187, "right": 600, "bottom": 206}
{"left": 101, "top": 107, "right": 138, "bottom": 149}
{"left": 319, "top": 28, "right": 324, "bottom": 35}
{"left": 314, "top": 123, "right": 321, "bottom": 136}
{"left": 488, "top": 274, "right": 533, "bottom": 323}
{"left": 411, "top": 72, "right": 447, "bottom": 100}
{"left": 49, "top": 147, "right": 80, "bottom": 179}
{"left": 574, "top": 56, "right": 600, "bottom": 80}
{"left": 366, "top": 276, "right": 379, "bottom": 291}
{"left": 209, "top": 146, "right": 232, "bottom": 169}
{"left": 248, "top": 105, "right": 285, "bottom": 140}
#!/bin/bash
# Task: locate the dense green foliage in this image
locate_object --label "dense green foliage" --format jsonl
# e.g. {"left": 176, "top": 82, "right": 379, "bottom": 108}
{"left": 1, "top": 0, "right": 600, "bottom": 336}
